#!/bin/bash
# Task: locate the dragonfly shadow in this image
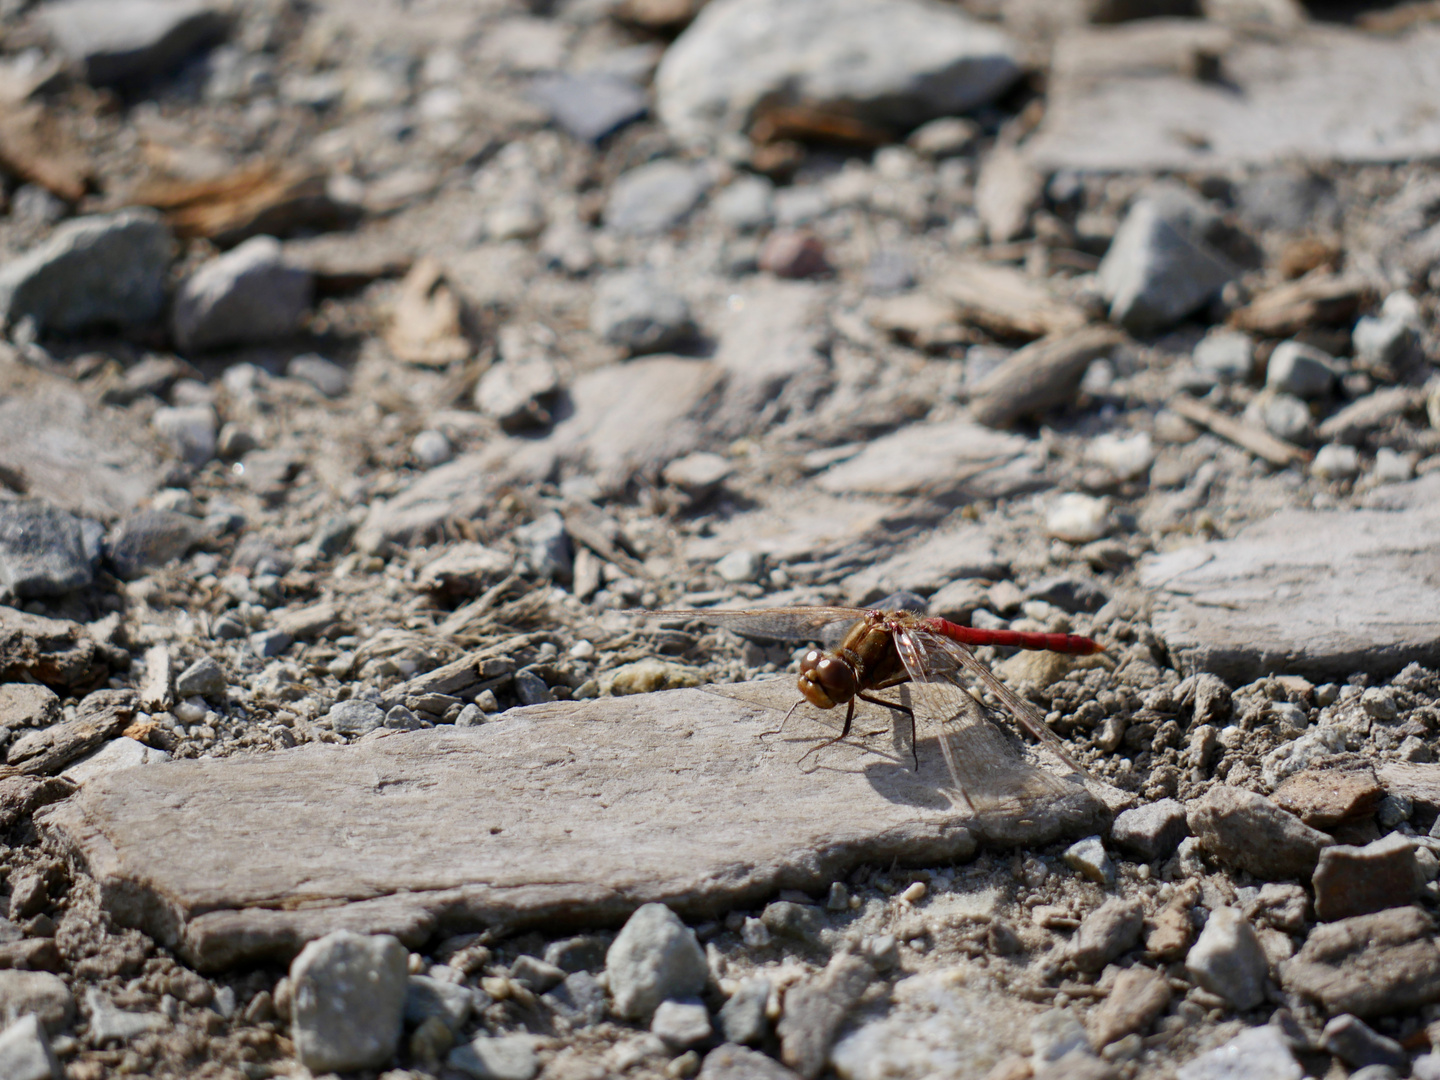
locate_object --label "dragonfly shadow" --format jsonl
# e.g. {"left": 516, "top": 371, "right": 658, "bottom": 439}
{"left": 862, "top": 756, "right": 958, "bottom": 812}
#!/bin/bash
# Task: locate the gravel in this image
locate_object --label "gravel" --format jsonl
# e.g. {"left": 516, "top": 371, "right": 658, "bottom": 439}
{"left": 2, "top": 3, "right": 1440, "bottom": 1078}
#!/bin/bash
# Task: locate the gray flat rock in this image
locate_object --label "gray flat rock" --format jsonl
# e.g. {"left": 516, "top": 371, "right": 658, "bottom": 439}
{"left": 541, "top": 356, "right": 721, "bottom": 494}
{"left": 817, "top": 420, "right": 1045, "bottom": 501}
{"left": 685, "top": 492, "right": 896, "bottom": 567}
{"left": 841, "top": 525, "right": 1005, "bottom": 605}
{"left": 354, "top": 443, "right": 523, "bottom": 552}
{"left": 709, "top": 281, "right": 830, "bottom": 439}
{"left": 0, "top": 365, "right": 161, "bottom": 523}
{"left": 38, "top": 0, "right": 227, "bottom": 86}
{"left": 0, "top": 209, "right": 171, "bottom": 334}
{"left": 1028, "top": 22, "right": 1440, "bottom": 172}
{"left": 656, "top": 0, "right": 1020, "bottom": 143}
{"left": 38, "top": 678, "right": 1106, "bottom": 971}
{"left": 1139, "top": 485, "right": 1440, "bottom": 682}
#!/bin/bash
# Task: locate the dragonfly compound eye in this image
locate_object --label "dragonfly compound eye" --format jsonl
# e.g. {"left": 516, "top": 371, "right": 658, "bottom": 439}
{"left": 805, "top": 655, "right": 857, "bottom": 703}
{"left": 798, "top": 649, "right": 844, "bottom": 709}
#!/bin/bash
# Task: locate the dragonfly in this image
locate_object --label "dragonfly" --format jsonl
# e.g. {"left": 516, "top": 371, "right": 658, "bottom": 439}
{"left": 637, "top": 606, "right": 1103, "bottom": 809}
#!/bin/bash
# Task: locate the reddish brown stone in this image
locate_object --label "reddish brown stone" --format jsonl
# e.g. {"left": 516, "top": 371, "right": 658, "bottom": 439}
{"left": 1312, "top": 833, "right": 1421, "bottom": 922}
{"left": 1273, "top": 767, "right": 1383, "bottom": 829}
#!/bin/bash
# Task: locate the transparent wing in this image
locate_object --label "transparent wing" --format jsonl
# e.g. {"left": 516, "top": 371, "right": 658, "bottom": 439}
{"left": 901, "top": 624, "right": 1088, "bottom": 776}
{"left": 634, "top": 607, "right": 869, "bottom": 642}
{"left": 891, "top": 625, "right": 1085, "bottom": 817}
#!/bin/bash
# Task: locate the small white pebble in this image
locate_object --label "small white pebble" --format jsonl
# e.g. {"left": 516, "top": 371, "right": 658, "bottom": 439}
{"left": 741, "top": 917, "right": 771, "bottom": 947}
{"left": 1045, "top": 493, "right": 1111, "bottom": 543}
{"left": 411, "top": 429, "right": 453, "bottom": 468}
{"left": 899, "top": 881, "right": 927, "bottom": 904}
{"left": 569, "top": 639, "right": 596, "bottom": 660}
{"left": 1311, "top": 443, "right": 1360, "bottom": 481}
{"left": 173, "top": 697, "right": 207, "bottom": 724}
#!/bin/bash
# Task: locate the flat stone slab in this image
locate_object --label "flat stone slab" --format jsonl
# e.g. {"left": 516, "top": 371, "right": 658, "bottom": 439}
{"left": 816, "top": 420, "right": 1044, "bottom": 501}
{"left": 1028, "top": 22, "right": 1440, "bottom": 172}
{"left": 0, "top": 363, "right": 161, "bottom": 522}
{"left": 1139, "top": 479, "right": 1440, "bottom": 682}
{"left": 39, "top": 679, "right": 1107, "bottom": 971}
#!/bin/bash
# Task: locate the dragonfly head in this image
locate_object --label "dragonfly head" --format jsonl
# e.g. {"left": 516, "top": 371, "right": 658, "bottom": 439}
{"left": 797, "top": 649, "right": 857, "bottom": 709}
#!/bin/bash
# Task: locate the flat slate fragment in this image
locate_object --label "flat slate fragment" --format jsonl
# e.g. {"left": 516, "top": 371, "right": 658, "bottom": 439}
{"left": 1139, "top": 484, "right": 1440, "bottom": 682}
{"left": 38, "top": 679, "right": 1106, "bottom": 970}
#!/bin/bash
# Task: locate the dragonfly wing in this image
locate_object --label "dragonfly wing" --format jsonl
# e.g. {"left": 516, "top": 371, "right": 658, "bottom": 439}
{"left": 905, "top": 626, "right": 1088, "bottom": 777}
{"left": 638, "top": 607, "right": 868, "bottom": 642}
{"left": 892, "top": 627, "right": 1075, "bottom": 810}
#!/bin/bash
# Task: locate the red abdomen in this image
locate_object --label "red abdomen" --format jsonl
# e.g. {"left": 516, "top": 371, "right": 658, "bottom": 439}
{"left": 925, "top": 618, "right": 1103, "bottom": 655}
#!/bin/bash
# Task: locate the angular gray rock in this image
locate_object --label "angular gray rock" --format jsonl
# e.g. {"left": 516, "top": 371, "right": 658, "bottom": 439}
{"left": 652, "top": 999, "right": 713, "bottom": 1048}
{"left": 1185, "top": 907, "right": 1268, "bottom": 1011}
{"left": 326, "top": 699, "right": 385, "bottom": 737}
{"left": 535, "top": 356, "right": 719, "bottom": 494}
{"left": 1111, "top": 799, "right": 1188, "bottom": 862}
{"left": 289, "top": 930, "right": 408, "bottom": 1073}
{"left": 656, "top": 0, "right": 1020, "bottom": 143}
{"left": 708, "top": 279, "right": 829, "bottom": 439}
{"left": 38, "top": 0, "right": 228, "bottom": 86}
{"left": 0, "top": 209, "right": 171, "bottom": 334}
{"left": 474, "top": 357, "right": 560, "bottom": 432}
{"left": 605, "top": 160, "right": 709, "bottom": 235}
{"left": 509, "top": 955, "right": 564, "bottom": 994}
{"left": 778, "top": 953, "right": 873, "bottom": 1080}
{"left": 1068, "top": 897, "right": 1143, "bottom": 973}
{"left": 105, "top": 510, "right": 208, "bottom": 580}
{"left": 1096, "top": 188, "right": 1237, "bottom": 335}
{"left": 1282, "top": 906, "right": 1440, "bottom": 1018}
{"left": 542, "top": 971, "right": 607, "bottom": 1027}
{"left": 1140, "top": 478, "right": 1440, "bottom": 681}
{"left": 286, "top": 354, "right": 350, "bottom": 399}
{"left": 172, "top": 236, "right": 313, "bottom": 353}
{"left": 1062, "top": 835, "right": 1116, "bottom": 886}
{"left": 1193, "top": 330, "right": 1254, "bottom": 383}
{"left": 175, "top": 656, "right": 226, "bottom": 699}
{"left": 719, "top": 977, "right": 771, "bottom": 1046}
{"left": 404, "top": 974, "right": 475, "bottom": 1032}
{"left": 0, "top": 501, "right": 99, "bottom": 598}
{"left": 37, "top": 679, "right": 1103, "bottom": 970}
{"left": 700, "top": 1044, "right": 803, "bottom": 1080}
{"left": 606, "top": 903, "right": 708, "bottom": 1021}
{"left": 1174, "top": 1023, "right": 1302, "bottom": 1080}
{"left": 1187, "top": 786, "right": 1331, "bottom": 880}
{"left": 85, "top": 986, "right": 166, "bottom": 1041}
{"left": 1320, "top": 1014, "right": 1407, "bottom": 1071}
{"left": 529, "top": 73, "right": 647, "bottom": 143}
{"left": 1265, "top": 341, "right": 1336, "bottom": 400}
{"left": 151, "top": 404, "right": 217, "bottom": 466}
{"left": 0, "top": 970, "right": 73, "bottom": 1032}
{"left": 591, "top": 270, "right": 694, "bottom": 355}
{"left": 713, "top": 176, "right": 774, "bottom": 232}
{"left": 448, "top": 1034, "right": 540, "bottom": 1080}
{"left": 0, "top": 1014, "right": 61, "bottom": 1080}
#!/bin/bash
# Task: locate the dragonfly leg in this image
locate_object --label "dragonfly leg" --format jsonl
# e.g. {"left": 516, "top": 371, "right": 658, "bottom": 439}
{"left": 856, "top": 691, "right": 919, "bottom": 771}
{"left": 760, "top": 698, "right": 804, "bottom": 740}
{"left": 797, "top": 698, "right": 857, "bottom": 768}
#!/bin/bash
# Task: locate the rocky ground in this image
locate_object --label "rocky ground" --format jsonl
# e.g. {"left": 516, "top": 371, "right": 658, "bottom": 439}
{"left": 0, "top": 0, "right": 1439, "bottom": 1078}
